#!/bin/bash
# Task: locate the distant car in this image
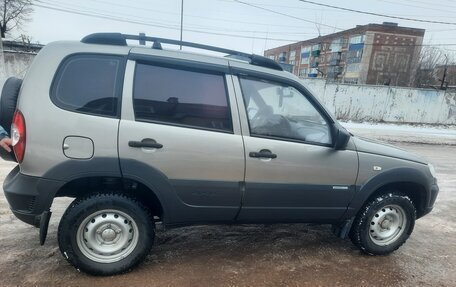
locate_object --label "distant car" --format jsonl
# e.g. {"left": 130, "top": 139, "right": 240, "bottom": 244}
{"left": 1, "top": 33, "right": 439, "bottom": 275}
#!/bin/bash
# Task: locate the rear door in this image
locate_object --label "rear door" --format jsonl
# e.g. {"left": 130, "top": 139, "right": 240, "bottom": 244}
{"left": 118, "top": 54, "right": 245, "bottom": 223}
{"left": 233, "top": 74, "right": 358, "bottom": 222}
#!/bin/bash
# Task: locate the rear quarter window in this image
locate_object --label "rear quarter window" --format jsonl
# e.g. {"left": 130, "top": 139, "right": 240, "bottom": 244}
{"left": 51, "top": 54, "right": 124, "bottom": 117}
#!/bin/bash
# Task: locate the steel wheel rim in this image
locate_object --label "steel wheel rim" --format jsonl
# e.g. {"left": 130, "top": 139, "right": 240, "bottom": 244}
{"left": 369, "top": 204, "right": 407, "bottom": 246}
{"left": 76, "top": 209, "right": 139, "bottom": 263}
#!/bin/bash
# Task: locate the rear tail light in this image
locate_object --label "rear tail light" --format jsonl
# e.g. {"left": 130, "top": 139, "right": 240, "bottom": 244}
{"left": 11, "top": 110, "right": 26, "bottom": 163}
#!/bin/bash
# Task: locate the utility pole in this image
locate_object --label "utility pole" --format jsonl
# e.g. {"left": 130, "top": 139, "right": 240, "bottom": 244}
{"left": 180, "top": 0, "right": 184, "bottom": 50}
{"left": 440, "top": 54, "right": 448, "bottom": 90}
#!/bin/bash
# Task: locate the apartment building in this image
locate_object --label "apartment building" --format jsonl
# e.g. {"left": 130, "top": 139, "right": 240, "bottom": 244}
{"left": 264, "top": 22, "right": 425, "bottom": 87}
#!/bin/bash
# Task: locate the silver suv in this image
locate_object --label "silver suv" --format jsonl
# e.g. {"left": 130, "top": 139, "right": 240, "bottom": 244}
{"left": 1, "top": 33, "right": 439, "bottom": 275}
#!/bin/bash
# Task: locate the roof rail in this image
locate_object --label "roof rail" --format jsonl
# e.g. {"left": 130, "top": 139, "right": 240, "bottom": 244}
{"left": 81, "top": 33, "right": 283, "bottom": 71}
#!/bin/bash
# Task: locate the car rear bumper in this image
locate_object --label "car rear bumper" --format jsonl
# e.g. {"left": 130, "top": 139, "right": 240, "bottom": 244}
{"left": 3, "top": 165, "right": 64, "bottom": 227}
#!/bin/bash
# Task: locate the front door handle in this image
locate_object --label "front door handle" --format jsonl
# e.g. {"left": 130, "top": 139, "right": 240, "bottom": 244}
{"left": 128, "top": 138, "right": 163, "bottom": 149}
{"left": 249, "top": 149, "right": 277, "bottom": 159}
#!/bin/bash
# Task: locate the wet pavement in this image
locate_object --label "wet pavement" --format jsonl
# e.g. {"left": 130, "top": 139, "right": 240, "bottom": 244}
{"left": 0, "top": 143, "right": 455, "bottom": 287}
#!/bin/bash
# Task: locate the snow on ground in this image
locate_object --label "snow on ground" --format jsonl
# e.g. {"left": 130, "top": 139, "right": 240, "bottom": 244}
{"left": 341, "top": 121, "right": 456, "bottom": 145}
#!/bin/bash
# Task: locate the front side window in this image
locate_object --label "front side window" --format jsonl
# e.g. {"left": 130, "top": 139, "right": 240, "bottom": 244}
{"left": 133, "top": 63, "right": 232, "bottom": 132}
{"left": 52, "top": 54, "right": 123, "bottom": 117}
{"left": 240, "top": 77, "right": 331, "bottom": 145}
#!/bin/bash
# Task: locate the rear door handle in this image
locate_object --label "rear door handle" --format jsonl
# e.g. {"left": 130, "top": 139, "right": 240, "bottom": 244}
{"left": 128, "top": 138, "right": 163, "bottom": 149}
{"left": 249, "top": 149, "right": 277, "bottom": 159}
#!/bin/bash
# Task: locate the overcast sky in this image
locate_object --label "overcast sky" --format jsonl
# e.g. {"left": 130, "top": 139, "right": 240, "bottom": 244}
{"left": 11, "top": 0, "right": 456, "bottom": 57}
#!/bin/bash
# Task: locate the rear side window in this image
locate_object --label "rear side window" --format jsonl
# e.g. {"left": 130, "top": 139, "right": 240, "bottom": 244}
{"left": 133, "top": 63, "right": 232, "bottom": 132}
{"left": 51, "top": 54, "right": 124, "bottom": 117}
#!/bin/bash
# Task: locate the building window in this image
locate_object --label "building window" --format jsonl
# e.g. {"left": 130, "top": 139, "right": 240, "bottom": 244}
{"left": 330, "top": 38, "right": 343, "bottom": 52}
{"left": 268, "top": 55, "right": 275, "bottom": 60}
{"left": 289, "top": 50, "right": 296, "bottom": 61}
{"left": 346, "top": 63, "right": 360, "bottom": 73}
{"left": 346, "top": 49, "right": 363, "bottom": 64}
{"left": 278, "top": 52, "right": 287, "bottom": 63}
{"left": 299, "top": 68, "right": 308, "bottom": 77}
{"left": 349, "top": 35, "right": 365, "bottom": 44}
{"left": 300, "top": 46, "right": 310, "bottom": 63}
{"left": 347, "top": 35, "right": 365, "bottom": 64}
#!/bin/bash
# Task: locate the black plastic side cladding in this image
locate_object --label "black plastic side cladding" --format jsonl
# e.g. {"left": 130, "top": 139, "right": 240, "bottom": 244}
{"left": 343, "top": 167, "right": 434, "bottom": 219}
{"left": 119, "top": 159, "right": 241, "bottom": 224}
{"left": 43, "top": 157, "right": 122, "bottom": 182}
{"left": 3, "top": 165, "right": 65, "bottom": 226}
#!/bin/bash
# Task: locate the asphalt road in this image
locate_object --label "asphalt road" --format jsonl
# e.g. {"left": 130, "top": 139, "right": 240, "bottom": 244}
{"left": 0, "top": 142, "right": 455, "bottom": 287}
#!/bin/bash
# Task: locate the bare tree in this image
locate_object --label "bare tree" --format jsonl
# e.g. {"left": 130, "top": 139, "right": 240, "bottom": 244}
{"left": 413, "top": 46, "right": 448, "bottom": 88}
{"left": 0, "top": 0, "right": 33, "bottom": 38}
{"left": 19, "top": 33, "right": 32, "bottom": 50}
{"left": 314, "top": 13, "right": 322, "bottom": 37}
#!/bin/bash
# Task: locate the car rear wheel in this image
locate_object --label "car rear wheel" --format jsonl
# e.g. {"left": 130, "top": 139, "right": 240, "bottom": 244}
{"left": 350, "top": 192, "right": 416, "bottom": 255}
{"left": 58, "top": 193, "right": 154, "bottom": 275}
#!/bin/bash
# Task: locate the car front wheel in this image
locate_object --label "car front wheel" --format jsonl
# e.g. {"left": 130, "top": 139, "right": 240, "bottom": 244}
{"left": 350, "top": 193, "right": 416, "bottom": 255}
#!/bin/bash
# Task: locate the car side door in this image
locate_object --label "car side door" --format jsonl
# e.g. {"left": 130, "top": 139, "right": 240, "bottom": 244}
{"left": 233, "top": 74, "right": 358, "bottom": 223}
{"left": 118, "top": 54, "right": 245, "bottom": 224}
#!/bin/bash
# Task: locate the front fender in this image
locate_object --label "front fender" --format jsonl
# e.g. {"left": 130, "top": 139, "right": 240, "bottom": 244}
{"left": 343, "top": 167, "right": 433, "bottom": 219}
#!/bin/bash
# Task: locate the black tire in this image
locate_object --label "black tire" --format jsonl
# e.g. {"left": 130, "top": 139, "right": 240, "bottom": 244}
{"left": 0, "top": 77, "right": 22, "bottom": 162}
{"left": 58, "top": 193, "right": 154, "bottom": 275}
{"left": 0, "top": 77, "right": 22, "bottom": 134}
{"left": 350, "top": 192, "right": 416, "bottom": 255}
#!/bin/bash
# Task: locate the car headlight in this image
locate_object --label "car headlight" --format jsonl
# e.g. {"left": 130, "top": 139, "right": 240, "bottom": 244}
{"left": 428, "top": 164, "right": 437, "bottom": 179}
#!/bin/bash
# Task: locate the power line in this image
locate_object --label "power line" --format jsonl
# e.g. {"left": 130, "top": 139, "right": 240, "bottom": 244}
{"left": 227, "top": 0, "right": 456, "bottom": 16}
{"left": 402, "top": 0, "right": 456, "bottom": 11}
{"left": 31, "top": 1, "right": 456, "bottom": 47}
{"left": 32, "top": 3, "right": 302, "bottom": 42}
{"left": 232, "top": 0, "right": 344, "bottom": 31}
{"left": 222, "top": 0, "right": 456, "bottom": 17}
{"left": 377, "top": 0, "right": 456, "bottom": 14}
{"left": 37, "top": 0, "right": 321, "bottom": 37}
{"left": 42, "top": 0, "right": 330, "bottom": 31}
{"left": 222, "top": 0, "right": 456, "bottom": 18}
{"left": 89, "top": 0, "right": 344, "bottom": 30}
{"left": 298, "top": 0, "right": 456, "bottom": 25}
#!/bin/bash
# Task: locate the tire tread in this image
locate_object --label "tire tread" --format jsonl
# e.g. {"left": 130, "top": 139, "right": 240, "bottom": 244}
{"left": 58, "top": 192, "right": 154, "bottom": 275}
{"left": 350, "top": 192, "right": 416, "bottom": 255}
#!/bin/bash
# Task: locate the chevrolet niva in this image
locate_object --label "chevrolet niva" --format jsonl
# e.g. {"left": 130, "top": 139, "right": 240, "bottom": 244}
{"left": 0, "top": 33, "right": 438, "bottom": 275}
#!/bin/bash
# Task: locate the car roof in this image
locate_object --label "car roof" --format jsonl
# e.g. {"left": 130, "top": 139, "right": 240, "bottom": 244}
{"left": 81, "top": 33, "right": 284, "bottom": 72}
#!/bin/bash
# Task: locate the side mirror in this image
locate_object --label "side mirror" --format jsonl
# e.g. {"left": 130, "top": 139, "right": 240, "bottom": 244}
{"left": 333, "top": 126, "right": 350, "bottom": 150}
